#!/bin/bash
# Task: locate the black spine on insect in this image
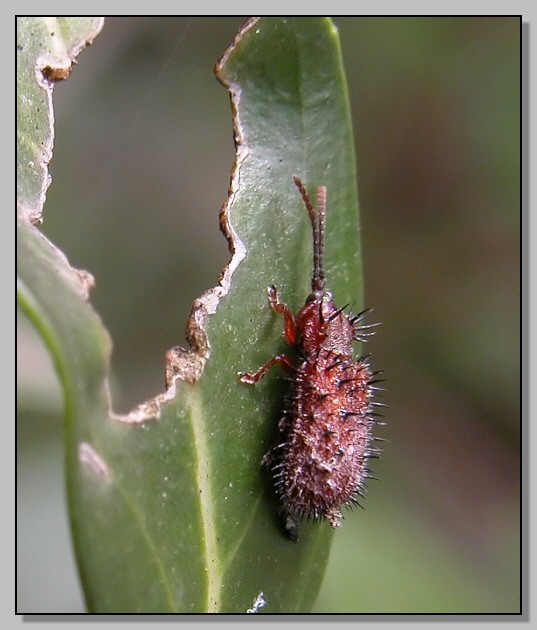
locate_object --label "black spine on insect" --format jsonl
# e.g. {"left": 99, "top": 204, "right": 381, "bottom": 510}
{"left": 239, "top": 177, "right": 385, "bottom": 542}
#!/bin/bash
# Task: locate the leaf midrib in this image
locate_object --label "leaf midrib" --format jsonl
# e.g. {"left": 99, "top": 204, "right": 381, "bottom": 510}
{"left": 187, "top": 386, "right": 222, "bottom": 612}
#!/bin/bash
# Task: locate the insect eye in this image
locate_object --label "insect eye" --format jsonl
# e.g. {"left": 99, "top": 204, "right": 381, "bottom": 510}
{"left": 306, "top": 290, "right": 325, "bottom": 304}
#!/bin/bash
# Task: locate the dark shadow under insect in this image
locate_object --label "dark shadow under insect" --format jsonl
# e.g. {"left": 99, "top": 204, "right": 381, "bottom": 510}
{"left": 239, "top": 177, "right": 384, "bottom": 541}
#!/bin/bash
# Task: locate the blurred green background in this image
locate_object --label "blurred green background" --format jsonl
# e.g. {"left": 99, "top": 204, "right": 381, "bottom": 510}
{"left": 17, "top": 17, "right": 520, "bottom": 613}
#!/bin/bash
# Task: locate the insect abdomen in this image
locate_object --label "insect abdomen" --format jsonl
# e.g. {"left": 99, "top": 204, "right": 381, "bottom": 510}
{"left": 273, "top": 350, "right": 374, "bottom": 529}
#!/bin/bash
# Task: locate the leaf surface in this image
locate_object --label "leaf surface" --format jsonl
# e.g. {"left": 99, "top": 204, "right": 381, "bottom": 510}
{"left": 17, "top": 17, "right": 365, "bottom": 613}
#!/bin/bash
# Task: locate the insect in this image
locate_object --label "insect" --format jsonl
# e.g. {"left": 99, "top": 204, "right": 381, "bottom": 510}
{"left": 239, "top": 176, "right": 384, "bottom": 541}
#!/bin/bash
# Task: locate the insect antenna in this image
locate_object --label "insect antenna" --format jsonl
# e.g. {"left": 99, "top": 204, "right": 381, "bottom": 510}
{"left": 293, "top": 176, "right": 326, "bottom": 292}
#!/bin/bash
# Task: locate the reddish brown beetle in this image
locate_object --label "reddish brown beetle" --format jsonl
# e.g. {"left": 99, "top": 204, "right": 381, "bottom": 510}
{"left": 239, "top": 177, "right": 384, "bottom": 541}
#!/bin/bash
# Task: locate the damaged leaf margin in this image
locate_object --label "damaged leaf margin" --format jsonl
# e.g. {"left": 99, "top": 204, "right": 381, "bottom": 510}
{"left": 113, "top": 16, "right": 255, "bottom": 421}
{"left": 161, "top": 19, "right": 256, "bottom": 391}
{"left": 17, "top": 15, "right": 250, "bottom": 427}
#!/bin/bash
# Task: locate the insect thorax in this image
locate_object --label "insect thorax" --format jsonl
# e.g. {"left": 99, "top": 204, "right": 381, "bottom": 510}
{"left": 296, "top": 290, "right": 355, "bottom": 358}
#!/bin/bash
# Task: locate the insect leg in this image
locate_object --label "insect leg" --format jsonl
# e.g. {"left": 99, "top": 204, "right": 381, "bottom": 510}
{"left": 238, "top": 354, "right": 294, "bottom": 384}
{"left": 267, "top": 285, "right": 298, "bottom": 345}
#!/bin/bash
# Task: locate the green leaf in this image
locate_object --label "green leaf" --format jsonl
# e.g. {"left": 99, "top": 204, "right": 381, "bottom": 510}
{"left": 18, "top": 17, "right": 365, "bottom": 613}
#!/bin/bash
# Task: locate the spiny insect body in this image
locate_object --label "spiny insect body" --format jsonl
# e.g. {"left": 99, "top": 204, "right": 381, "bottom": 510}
{"left": 239, "top": 176, "right": 384, "bottom": 541}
